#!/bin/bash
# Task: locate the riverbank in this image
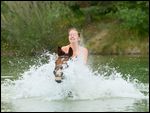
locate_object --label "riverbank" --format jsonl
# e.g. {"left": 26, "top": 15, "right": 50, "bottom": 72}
{"left": 3, "top": 22, "right": 148, "bottom": 57}
{"left": 1, "top": 2, "right": 149, "bottom": 57}
{"left": 82, "top": 21, "right": 149, "bottom": 55}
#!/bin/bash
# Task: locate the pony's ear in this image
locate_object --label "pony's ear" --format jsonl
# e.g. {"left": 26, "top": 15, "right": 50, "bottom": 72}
{"left": 58, "top": 46, "right": 65, "bottom": 56}
{"left": 68, "top": 47, "right": 73, "bottom": 57}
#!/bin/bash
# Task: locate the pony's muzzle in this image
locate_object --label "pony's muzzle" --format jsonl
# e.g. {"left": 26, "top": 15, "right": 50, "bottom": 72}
{"left": 54, "top": 70, "right": 64, "bottom": 83}
{"left": 53, "top": 64, "right": 66, "bottom": 83}
{"left": 55, "top": 80, "right": 62, "bottom": 83}
{"left": 55, "top": 76, "right": 62, "bottom": 83}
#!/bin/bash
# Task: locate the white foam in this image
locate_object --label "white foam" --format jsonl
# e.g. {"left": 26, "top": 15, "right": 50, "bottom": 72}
{"left": 1, "top": 53, "right": 149, "bottom": 102}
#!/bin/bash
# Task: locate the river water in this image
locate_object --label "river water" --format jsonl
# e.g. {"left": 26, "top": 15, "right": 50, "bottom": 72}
{"left": 1, "top": 53, "right": 149, "bottom": 112}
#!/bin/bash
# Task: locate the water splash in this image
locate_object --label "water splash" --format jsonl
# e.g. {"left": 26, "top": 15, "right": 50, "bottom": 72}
{"left": 1, "top": 52, "right": 149, "bottom": 102}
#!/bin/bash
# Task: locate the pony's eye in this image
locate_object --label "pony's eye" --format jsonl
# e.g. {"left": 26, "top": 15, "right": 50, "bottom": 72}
{"left": 53, "top": 71, "right": 56, "bottom": 75}
{"left": 62, "top": 64, "right": 68, "bottom": 69}
{"left": 61, "top": 72, "right": 63, "bottom": 76}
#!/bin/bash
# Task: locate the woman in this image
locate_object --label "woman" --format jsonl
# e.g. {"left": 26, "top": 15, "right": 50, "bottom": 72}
{"left": 61, "top": 28, "right": 88, "bottom": 64}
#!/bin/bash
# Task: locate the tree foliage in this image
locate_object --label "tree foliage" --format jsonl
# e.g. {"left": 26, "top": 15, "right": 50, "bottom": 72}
{"left": 1, "top": 1, "right": 149, "bottom": 56}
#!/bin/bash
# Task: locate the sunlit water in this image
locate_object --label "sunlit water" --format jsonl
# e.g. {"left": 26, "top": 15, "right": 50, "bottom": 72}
{"left": 1, "top": 52, "right": 149, "bottom": 112}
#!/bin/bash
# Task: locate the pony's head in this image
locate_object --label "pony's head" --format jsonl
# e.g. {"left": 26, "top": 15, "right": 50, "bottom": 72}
{"left": 53, "top": 47, "right": 73, "bottom": 83}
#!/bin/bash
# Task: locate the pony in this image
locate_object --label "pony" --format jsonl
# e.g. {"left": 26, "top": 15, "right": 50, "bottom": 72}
{"left": 53, "top": 47, "right": 73, "bottom": 83}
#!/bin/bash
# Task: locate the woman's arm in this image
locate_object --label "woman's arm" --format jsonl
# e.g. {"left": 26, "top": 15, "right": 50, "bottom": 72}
{"left": 83, "top": 48, "right": 88, "bottom": 64}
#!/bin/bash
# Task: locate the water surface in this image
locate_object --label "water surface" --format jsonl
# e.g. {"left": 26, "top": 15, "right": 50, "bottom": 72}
{"left": 1, "top": 53, "right": 149, "bottom": 112}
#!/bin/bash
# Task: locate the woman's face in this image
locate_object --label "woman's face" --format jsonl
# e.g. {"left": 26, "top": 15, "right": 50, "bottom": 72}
{"left": 68, "top": 30, "right": 80, "bottom": 43}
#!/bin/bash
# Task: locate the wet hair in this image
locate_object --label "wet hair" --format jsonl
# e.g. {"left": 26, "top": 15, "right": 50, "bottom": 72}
{"left": 68, "top": 27, "right": 80, "bottom": 37}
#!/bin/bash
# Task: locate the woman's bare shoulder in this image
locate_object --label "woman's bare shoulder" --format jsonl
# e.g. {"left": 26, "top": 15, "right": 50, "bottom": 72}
{"left": 61, "top": 45, "right": 70, "bottom": 53}
{"left": 80, "top": 46, "right": 88, "bottom": 53}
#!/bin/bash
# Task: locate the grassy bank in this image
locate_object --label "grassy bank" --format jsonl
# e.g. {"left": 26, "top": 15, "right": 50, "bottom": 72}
{"left": 1, "top": 1, "right": 149, "bottom": 56}
{"left": 83, "top": 20, "right": 149, "bottom": 55}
